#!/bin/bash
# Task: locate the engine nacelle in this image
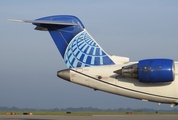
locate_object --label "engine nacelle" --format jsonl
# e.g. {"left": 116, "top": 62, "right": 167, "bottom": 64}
{"left": 138, "top": 59, "right": 175, "bottom": 82}
{"left": 114, "top": 59, "right": 175, "bottom": 83}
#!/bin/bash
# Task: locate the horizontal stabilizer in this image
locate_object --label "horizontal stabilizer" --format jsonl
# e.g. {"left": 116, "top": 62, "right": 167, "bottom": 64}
{"left": 8, "top": 19, "right": 77, "bottom": 26}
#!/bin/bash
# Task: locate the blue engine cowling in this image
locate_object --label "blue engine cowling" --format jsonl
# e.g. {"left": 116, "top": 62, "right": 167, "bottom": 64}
{"left": 138, "top": 59, "right": 175, "bottom": 83}
{"left": 114, "top": 59, "right": 175, "bottom": 83}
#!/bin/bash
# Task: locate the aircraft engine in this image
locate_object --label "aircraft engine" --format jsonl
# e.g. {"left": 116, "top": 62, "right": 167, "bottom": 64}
{"left": 114, "top": 59, "right": 175, "bottom": 83}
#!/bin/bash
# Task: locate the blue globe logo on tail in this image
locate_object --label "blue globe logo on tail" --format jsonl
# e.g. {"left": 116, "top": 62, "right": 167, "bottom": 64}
{"left": 64, "top": 31, "right": 114, "bottom": 68}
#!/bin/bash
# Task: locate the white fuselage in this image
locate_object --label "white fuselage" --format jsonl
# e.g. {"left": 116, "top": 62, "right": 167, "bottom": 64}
{"left": 68, "top": 62, "right": 178, "bottom": 105}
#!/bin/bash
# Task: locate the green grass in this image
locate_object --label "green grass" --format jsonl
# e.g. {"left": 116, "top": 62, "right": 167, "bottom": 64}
{"left": 0, "top": 111, "right": 178, "bottom": 116}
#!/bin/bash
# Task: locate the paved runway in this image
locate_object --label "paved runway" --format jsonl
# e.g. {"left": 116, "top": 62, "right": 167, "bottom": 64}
{"left": 0, "top": 115, "right": 178, "bottom": 120}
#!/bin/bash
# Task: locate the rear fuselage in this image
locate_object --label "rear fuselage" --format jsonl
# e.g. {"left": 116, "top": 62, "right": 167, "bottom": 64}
{"left": 59, "top": 62, "right": 178, "bottom": 106}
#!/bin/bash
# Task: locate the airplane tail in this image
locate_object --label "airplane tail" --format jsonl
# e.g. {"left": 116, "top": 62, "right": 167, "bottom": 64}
{"left": 10, "top": 15, "right": 129, "bottom": 68}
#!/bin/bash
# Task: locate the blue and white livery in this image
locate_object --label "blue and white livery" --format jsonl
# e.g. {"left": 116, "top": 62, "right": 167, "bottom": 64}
{"left": 64, "top": 30, "right": 115, "bottom": 68}
{"left": 11, "top": 15, "right": 178, "bottom": 108}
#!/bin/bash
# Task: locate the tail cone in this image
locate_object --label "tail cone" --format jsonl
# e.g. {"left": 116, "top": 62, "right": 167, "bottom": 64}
{"left": 57, "top": 69, "right": 70, "bottom": 81}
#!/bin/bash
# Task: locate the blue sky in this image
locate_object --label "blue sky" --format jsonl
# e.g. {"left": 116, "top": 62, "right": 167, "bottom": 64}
{"left": 1, "top": 0, "right": 178, "bottom": 110}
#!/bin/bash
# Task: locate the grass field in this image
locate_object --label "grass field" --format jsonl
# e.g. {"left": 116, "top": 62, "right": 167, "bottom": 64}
{"left": 0, "top": 111, "right": 178, "bottom": 116}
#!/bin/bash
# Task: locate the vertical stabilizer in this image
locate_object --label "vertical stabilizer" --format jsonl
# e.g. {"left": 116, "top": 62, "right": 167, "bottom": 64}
{"left": 11, "top": 15, "right": 129, "bottom": 68}
{"left": 34, "top": 15, "right": 115, "bottom": 68}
